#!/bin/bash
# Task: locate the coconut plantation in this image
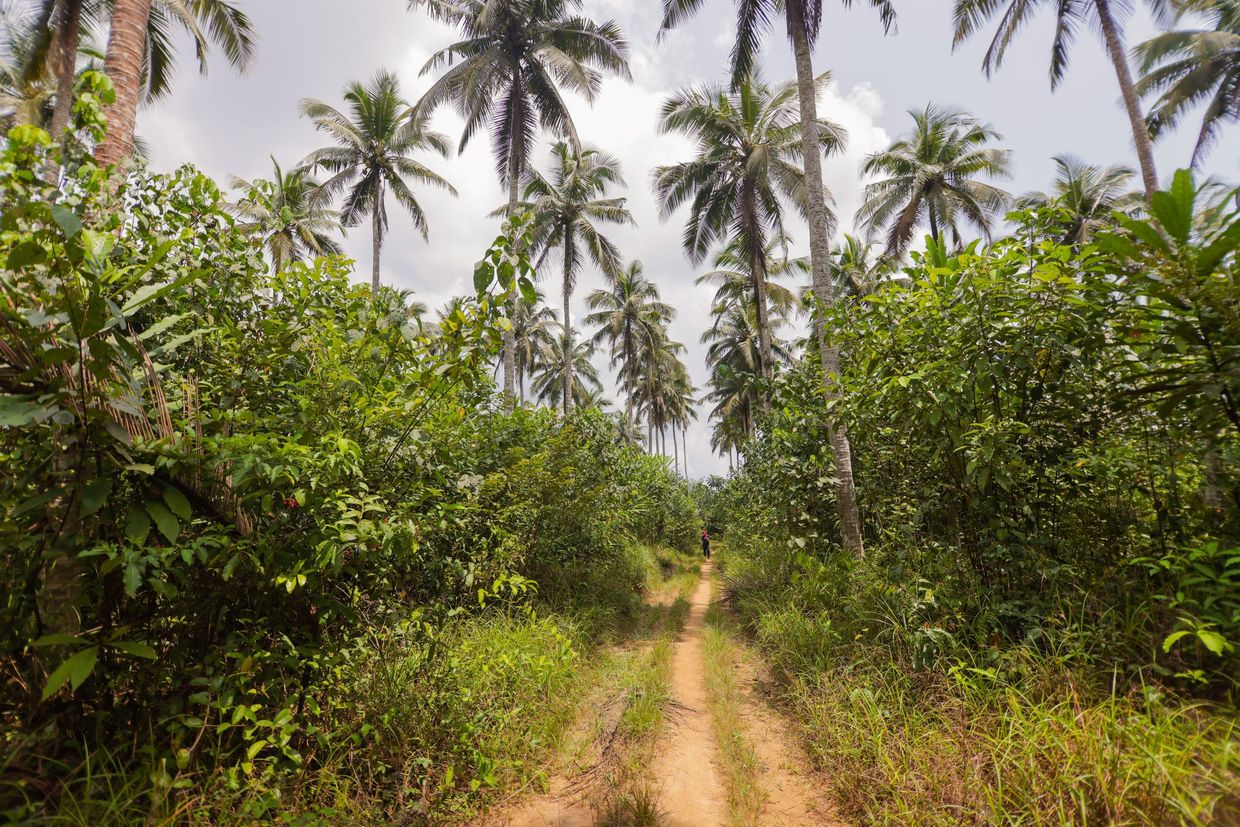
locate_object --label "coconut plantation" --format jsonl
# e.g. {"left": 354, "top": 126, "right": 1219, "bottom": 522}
{"left": 1, "top": 0, "right": 1239, "bottom": 824}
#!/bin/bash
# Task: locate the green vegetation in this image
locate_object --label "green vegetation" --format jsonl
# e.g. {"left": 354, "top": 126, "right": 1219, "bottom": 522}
{"left": 717, "top": 179, "right": 1240, "bottom": 823}
{"left": 4, "top": 0, "right": 1240, "bottom": 823}
{"left": 0, "top": 110, "right": 696, "bottom": 822}
{"left": 701, "top": 599, "right": 764, "bottom": 826}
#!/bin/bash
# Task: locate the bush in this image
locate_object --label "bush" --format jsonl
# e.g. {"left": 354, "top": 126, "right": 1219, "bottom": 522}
{"left": 0, "top": 111, "right": 696, "bottom": 821}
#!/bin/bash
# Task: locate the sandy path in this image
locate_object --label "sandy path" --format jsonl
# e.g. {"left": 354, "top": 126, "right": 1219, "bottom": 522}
{"left": 479, "top": 560, "right": 841, "bottom": 826}
{"left": 650, "top": 561, "right": 728, "bottom": 825}
{"left": 731, "top": 654, "right": 845, "bottom": 826}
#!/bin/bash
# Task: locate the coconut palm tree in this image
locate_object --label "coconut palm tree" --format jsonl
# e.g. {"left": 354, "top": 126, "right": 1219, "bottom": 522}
{"left": 1017, "top": 154, "right": 1142, "bottom": 244}
{"left": 1, "top": 5, "right": 55, "bottom": 130}
{"left": 857, "top": 105, "right": 1012, "bottom": 255}
{"left": 576, "top": 387, "right": 614, "bottom": 411}
{"left": 1136, "top": 0, "right": 1240, "bottom": 166}
{"left": 696, "top": 235, "right": 805, "bottom": 320}
{"left": 411, "top": 0, "right": 630, "bottom": 405}
{"left": 829, "top": 233, "right": 892, "bottom": 298}
{"left": 952, "top": 0, "right": 1171, "bottom": 199}
{"left": 586, "top": 261, "right": 674, "bottom": 427}
{"left": 93, "top": 0, "right": 254, "bottom": 166}
{"left": 229, "top": 157, "right": 344, "bottom": 274}
{"left": 654, "top": 75, "right": 844, "bottom": 389}
{"left": 659, "top": 0, "right": 896, "bottom": 558}
{"left": 634, "top": 330, "right": 688, "bottom": 458}
{"left": 300, "top": 71, "right": 457, "bottom": 292}
{"left": 530, "top": 322, "right": 604, "bottom": 409}
{"left": 511, "top": 290, "right": 558, "bottom": 405}
{"left": 521, "top": 142, "right": 633, "bottom": 415}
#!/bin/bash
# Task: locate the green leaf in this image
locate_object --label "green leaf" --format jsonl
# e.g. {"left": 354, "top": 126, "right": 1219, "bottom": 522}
{"left": 0, "top": 394, "right": 54, "bottom": 426}
{"left": 111, "top": 641, "right": 157, "bottom": 660}
{"left": 52, "top": 205, "right": 82, "bottom": 239}
{"left": 123, "top": 561, "right": 143, "bottom": 597}
{"left": 163, "top": 487, "right": 191, "bottom": 521}
{"left": 246, "top": 739, "right": 267, "bottom": 761}
{"left": 473, "top": 262, "right": 491, "bottom": 293}
{"left": 125, "top": 507, "right": 151, "bottom": 545}
{"left": 41, "top": 646, "right": 98, "bottom": 700}
{"left": 7, "top": 239, "right": 48, "bottom": 269}
{"left": 146, "top": 502, "right": 179, "bottom": 543}
{"left": 32, "top": 633, "right": 86, "bottom": 648}
{"left": 1197, "top": 629, "right": 1229, "bottom": 656}
{"left": 80, "top": 478, "right": 113, "bottom": 518}
{"left": 1163, "top": 630, "right": 1190, "bottom": 652}
{"left": 80, "top": 229, "right": 114, "bottom": 268}
{"left": 519, "top": 277, "right": 537, "bottom": 304}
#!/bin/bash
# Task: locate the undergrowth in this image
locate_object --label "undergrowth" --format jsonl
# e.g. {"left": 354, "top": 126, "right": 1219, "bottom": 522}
{"left": 723, "top": 572, "right": 1240, "bottom": 826}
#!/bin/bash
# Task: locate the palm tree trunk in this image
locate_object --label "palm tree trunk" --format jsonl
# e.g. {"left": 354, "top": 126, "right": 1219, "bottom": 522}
{"left": 371, "top": 178, "right": 384, "bottom": 292}
{"left": 562, "top": 233, "right": 574, "bottom": 416}
{"left": 96, "top": 0, "right": 153, "bottom": 168}
{"left": 672, "top": 424, "right": 680, "bottom": 475}
{"left": 682, "top": 426, "right": 689, "bottom": 477}
{"left": 785, "top": 3, "right": 865, "bottom": 558}
{"left": 742, "top": 183, "right": 775, "bottom": 400}
{"left": 1093, "top": 0, "right": 1159, "bottom": 199}
{"left": 928, "top": 206, "right": 939, "bottom": 243}
{"left": 49, "top": 0, "right": 84, "bottom": 143}
{"left": 752, "top": 247, "right": 775, "bottom": 390}
{"left": 624, "top": 331, "right": 636, "bottom": 428}
{"left": 502, "top": 129, "right": 520, "bottom": 408}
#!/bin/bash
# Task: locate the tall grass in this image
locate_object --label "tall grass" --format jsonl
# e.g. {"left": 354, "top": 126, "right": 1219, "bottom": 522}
{"left": 702, "top": 599, "right": 765, "bottom": 826}
{"left": 733, "top": 598, "right": 1240, "bottom": 826}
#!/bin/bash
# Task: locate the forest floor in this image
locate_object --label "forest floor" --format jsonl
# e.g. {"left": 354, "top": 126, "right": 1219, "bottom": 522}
{"left": 477, "top": 557, "right": 843, "bottom": 827}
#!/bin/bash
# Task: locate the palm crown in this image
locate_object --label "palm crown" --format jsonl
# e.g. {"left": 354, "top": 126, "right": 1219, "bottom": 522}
{"left": 1017, "top": 154, "right": 1142, "bottom": 244}
{"left": 1136, "top": 0, "right": 1240, "bottom": 165}
{"left": 300, "top": 71, "right": 457, "bottom": 291}
{"left": 654, "top": 74, "right": 844, "bottom": 387}
{"left": 412, "top": 0, "right": 630, "bottom": 190}
{"left": 230, "top": 157, "right": 344, "bottom": 274}
{"left": 521, "top": 142, "right": 633, "bottom": 413}
{"left": 858, "top": 104, "right": 1011, "bottom": 255}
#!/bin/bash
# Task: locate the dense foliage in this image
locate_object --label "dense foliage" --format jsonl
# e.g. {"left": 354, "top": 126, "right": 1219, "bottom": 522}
{"left": 727, "top": 175, "right": 1240, "bottom": 686}
{"left": 719, "top": 175, "right": 1240, "bottom": 822}
{"left": 0, "top": 106, "right": 695, "bottom": 821}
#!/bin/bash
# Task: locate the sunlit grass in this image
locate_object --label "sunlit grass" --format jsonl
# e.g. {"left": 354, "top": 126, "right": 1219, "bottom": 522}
{"left": 702, "top": 595, "right": 766, "bottom": 826}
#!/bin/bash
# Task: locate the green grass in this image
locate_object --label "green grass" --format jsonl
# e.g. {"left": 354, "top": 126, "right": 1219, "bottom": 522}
{"left": 755, "top": 626, "right": 1240, "bottom": 826}
{"left": 7, "top": 543, "right": 699, "bottom": 826}
{"left": 702, "top": 597, "right": 765, "bottom": 826}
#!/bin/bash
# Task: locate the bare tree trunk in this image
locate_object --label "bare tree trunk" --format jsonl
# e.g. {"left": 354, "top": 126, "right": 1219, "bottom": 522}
{"left": 786, "top": 4, "right": 865, "bottom": 558}
{"left": 371, "top": 178, "right": 384, "bottom": 292}
{"left": 672, "top": 423, "right": 680, "bottom": 476}
{"left": 502, "top": 131, "right": 520, "bottom": 409}
{"left": 742, "top": 183, "right": 775, "bottom": 398}
{"left": 96, "top": 0, "right": 153, "bottom": 168}
{"left": 1094, "top": 0, "right": 1159, "bottom": 199}
{"left": 562, "top": 234, "right": 573, "bottom": 416}
{"left": 49, "top": 0, "right": 84, "bottom": 156}
{"left": 682, "top": 426, "right": 689, "bottom": 478}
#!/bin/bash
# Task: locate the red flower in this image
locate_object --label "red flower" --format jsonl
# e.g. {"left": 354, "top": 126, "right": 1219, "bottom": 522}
{"left": 283, "top": 497, "right": 298, "bottom": 509}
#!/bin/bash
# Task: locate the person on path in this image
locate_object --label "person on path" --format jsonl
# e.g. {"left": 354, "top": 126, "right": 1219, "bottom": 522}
{"left": 701, "top": 529, "right": 711, "bottom": 560}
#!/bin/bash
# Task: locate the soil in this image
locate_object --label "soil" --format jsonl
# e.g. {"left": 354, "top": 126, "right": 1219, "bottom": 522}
{"left": 478, "top": 561, "right": 845, "bottom": 827}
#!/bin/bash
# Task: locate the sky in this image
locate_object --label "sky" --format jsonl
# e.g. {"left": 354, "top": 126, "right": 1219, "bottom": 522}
{"left": 137, "top": 0, "right": 1239, "bottom": 479}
